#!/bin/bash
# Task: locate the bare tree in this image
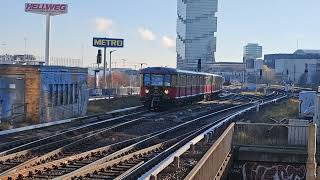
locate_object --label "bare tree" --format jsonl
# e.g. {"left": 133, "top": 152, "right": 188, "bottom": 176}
{"left": 311, "top": 71, "right": 320, "bottom": 88}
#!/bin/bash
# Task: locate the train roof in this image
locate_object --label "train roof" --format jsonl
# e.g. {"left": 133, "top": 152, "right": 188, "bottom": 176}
{"left": 140, "top": 67, "right": 223, "bottom": 77}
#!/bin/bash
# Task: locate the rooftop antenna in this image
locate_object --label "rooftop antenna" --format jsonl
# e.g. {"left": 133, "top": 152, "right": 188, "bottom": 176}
{"left": 296, "top": 40, "right": 299, "bottom": 50}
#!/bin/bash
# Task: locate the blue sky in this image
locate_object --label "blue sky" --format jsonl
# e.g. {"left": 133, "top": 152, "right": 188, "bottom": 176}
{"left": 1, "top": 0, "right": 320, "bottom": 68}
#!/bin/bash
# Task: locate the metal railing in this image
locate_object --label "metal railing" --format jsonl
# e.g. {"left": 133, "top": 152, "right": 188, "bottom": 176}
{"left": 0, "top": 103, "right": 27, "bottom": 123}
{"left": 233, "top": 122, "right": 308, "bottom": 148}
{"left": 89, "top": 87, "right": 140, "bottom": 97}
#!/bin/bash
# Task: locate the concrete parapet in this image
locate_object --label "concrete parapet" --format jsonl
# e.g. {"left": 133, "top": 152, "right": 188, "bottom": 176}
{"left": 184, "top": 123, "right": 234, "bottom": 180}
{"left": 307, "top": 123, "right": 317, "bottom": 180}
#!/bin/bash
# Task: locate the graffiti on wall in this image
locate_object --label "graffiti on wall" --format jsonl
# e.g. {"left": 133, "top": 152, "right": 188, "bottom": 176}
{"left": 242, "top": 162, "right": 306, "bottom": 180}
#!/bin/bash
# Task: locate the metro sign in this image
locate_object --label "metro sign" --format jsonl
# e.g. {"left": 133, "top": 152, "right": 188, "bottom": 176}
{"left": 93, "top": 38, "right": 124, "bottom": 48}
{"left": 25, "top": 3, "right": 68, "bottom": 15}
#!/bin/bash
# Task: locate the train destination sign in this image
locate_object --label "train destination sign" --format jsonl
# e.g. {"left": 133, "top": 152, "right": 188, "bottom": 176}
{"left": 93, "top": 38, "right": 124, "bottom": 48}
{"left": 25, "top": 3, "right": 68, "bottom": 15}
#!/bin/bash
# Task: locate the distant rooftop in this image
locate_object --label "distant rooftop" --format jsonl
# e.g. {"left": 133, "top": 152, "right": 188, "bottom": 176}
{"left": 264, "top": 53, "right": 320, "bottom": 59}
{"left": 213, "top": 62, "right": 244, "bottom": 65}
{"left": 294, "top": 49, "right": 320, "bottom": 55}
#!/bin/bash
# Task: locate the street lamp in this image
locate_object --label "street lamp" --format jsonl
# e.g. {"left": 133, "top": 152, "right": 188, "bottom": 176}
{"left": 24, "top": 38, "right": 27, "bottom": 61}
{"left": 109, "top": 50, "right": 117, "bottom": 90}
{"left": 121, "top": 59, "right": 127, "bottom": 68}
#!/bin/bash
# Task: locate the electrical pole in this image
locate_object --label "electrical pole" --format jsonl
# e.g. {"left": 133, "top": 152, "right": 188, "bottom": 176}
{"left": 24, "top": 38, "right": 27, "bottom": 61}
{"left": 109, "top": 50, "right": 117, "bottom": 88}
{"left": 45, "top": 14, "right": 51, "bottom": 65}
{"left": 103, "top": 47, "right": 107, "bottom": 89}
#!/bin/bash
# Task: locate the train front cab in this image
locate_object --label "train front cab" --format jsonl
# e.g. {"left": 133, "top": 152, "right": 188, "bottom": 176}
{"left": 140, "top": 73, "right": 176, "bottom": 109}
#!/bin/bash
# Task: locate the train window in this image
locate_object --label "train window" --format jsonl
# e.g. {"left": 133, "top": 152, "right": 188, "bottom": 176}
{"left": 192, "top": 76, "right": 196, "bottom": 86}
{"left": 180, "top": 75, "right": 186, "bottom": 87}
{"left": 187, "top": 75, "right": 191, "bottom": 86}
{"left": 140, "top": 75, "right": 143, "bottom": 87}
{"left": 191, "top": 76, "right": 194, "bottom": 86}
{"left": 197, "top": 76, "right": 200, "bottom": 86}
{"left": 172, "top": 75, "right": 177, "bottom": 86}
{"left": 164, "top": 75, "right": 171, "bottom": 87}
{"left": 143, "top": 74, "right": 151, "bottom": 86}
{"left": 205, "top": 76, "right": 209, "bottom": 85}
{"left": 151, "top": 74, "right": 163, "bottom": 86}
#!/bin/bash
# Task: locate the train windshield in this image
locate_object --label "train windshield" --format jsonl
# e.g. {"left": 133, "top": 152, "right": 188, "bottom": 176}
{"left": 151, "top": 75, "right": 163, "bottom": 86}
{"left": 143, "top": 74, "right": 171, "bottom": 86}
{"left": 144, "top": 74, "right": 151, "bottom": 86}
{"left": 163, "top": 75, "right": 171, "bottom": 86}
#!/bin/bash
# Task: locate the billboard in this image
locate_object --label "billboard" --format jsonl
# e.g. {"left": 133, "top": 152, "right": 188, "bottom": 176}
{"left": 25, "top": 3, "right": 68, "bottom": 15}
{"left": 93, "top": 38, "right": 124, "bottom": 48}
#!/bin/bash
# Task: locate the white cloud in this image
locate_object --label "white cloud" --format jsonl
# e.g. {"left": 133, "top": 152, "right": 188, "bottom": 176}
{"left": 95, "top": 17, "right": 113, "bottom": 34}
{"left": 162, "top": 36, "right": 175, "bottom": 49}
{"left": 138, "top": 27, "right": 156, "bottom": 41}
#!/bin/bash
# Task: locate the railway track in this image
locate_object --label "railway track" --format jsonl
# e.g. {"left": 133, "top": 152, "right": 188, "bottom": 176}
{"left": 0, "top": 116, "right": 148, "bottom": 177}
{"left": 0, "top": 110, "right": 149, "bottom": 156}
{"left": 0, "top": 101, "right": 236, "bottom": 179}
{"left": 136, "top": 92, "right": 287, "bottom": 180}
{"left": 67, "top": 92, "right": 285, "bottom": 180}
{"left": 0, "top": 106, "right": 146, "bottom": 152}
{"left": 13, "top": 103, "right": 253, "bottom": 179}
{"left": 0, "top": 92, "right": 284, "bottom": 179}
{"left": 65, "top": 131, "right": 200, "bottom": 180}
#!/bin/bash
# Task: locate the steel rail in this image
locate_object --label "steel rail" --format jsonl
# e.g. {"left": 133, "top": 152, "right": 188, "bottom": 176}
{"left": 1, "top": 103, "right": 223, "bottom": 178}
{"left": 59, "top": 103, "right": 255, "bottom": 179}
{"left": 0, "top": 110, "right": 147, "bottom": 157}
{"left": 0, "top": 106, "right": 144, "bottom": 137}
{"left": 136, "top": 93, "right": 287, "bottom": 179}
{"left": 1, "top": 130, "right": 168, "bottom": 179}
{"left": 0, "top": 116, "right": 147, "bottom": 176}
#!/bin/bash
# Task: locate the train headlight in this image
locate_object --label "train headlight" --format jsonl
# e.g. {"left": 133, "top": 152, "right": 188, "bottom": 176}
{"left": 164, "top": 89, "right": 169, "bottom": 95}
{"left": 145, "top": 89, "right": 149, "bottom": 94}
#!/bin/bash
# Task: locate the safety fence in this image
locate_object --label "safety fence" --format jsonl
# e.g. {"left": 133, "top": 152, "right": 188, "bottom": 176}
{"left": 233, "top": 122, "right": 309, "bottom": 149}
{"left": 89, "top": 87, "right": 140, "bottom": 98}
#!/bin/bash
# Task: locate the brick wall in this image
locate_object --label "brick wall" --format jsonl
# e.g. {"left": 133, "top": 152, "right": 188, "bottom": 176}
{"left": 0, "top": 65, "right": 88, "bottom": 124}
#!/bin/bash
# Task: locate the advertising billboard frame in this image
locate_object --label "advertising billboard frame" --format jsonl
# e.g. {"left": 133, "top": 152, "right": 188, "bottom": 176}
{"left": 93, "top": 38, "right": 124, "bottom": 48}
{"left": 25, "top": 3, "right": 68, "bottom": 15}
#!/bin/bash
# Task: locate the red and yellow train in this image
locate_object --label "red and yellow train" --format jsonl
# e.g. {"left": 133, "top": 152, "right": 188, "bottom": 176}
{"left": 140, "top": 67, "right": 224, "bottom": 109}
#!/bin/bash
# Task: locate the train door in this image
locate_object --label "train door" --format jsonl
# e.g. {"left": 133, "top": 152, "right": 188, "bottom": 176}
{"left": 182, "top": 74, "right": 186, "bottom": 97}
{"left": 171, "top": 74, "right": 178, "bottom": 97}
{"left": 212, "top": 76, "right": 215, "bottom": 92}
{"left": 192, "top": 76, "right": 195, "bottom": 95}
{"left": 186, "top": 75, "right": 191, "bottom": 96}
{"left": 177, "top": 74, "right": 180, "bottom": 97}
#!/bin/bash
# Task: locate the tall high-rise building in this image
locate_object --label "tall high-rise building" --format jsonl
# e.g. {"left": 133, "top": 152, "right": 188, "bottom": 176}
{"left": 243, "top": 43, "right": 263, "bottom": 60}
{"left": 176, "top": 0, "right": 218, "bottom": 71}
